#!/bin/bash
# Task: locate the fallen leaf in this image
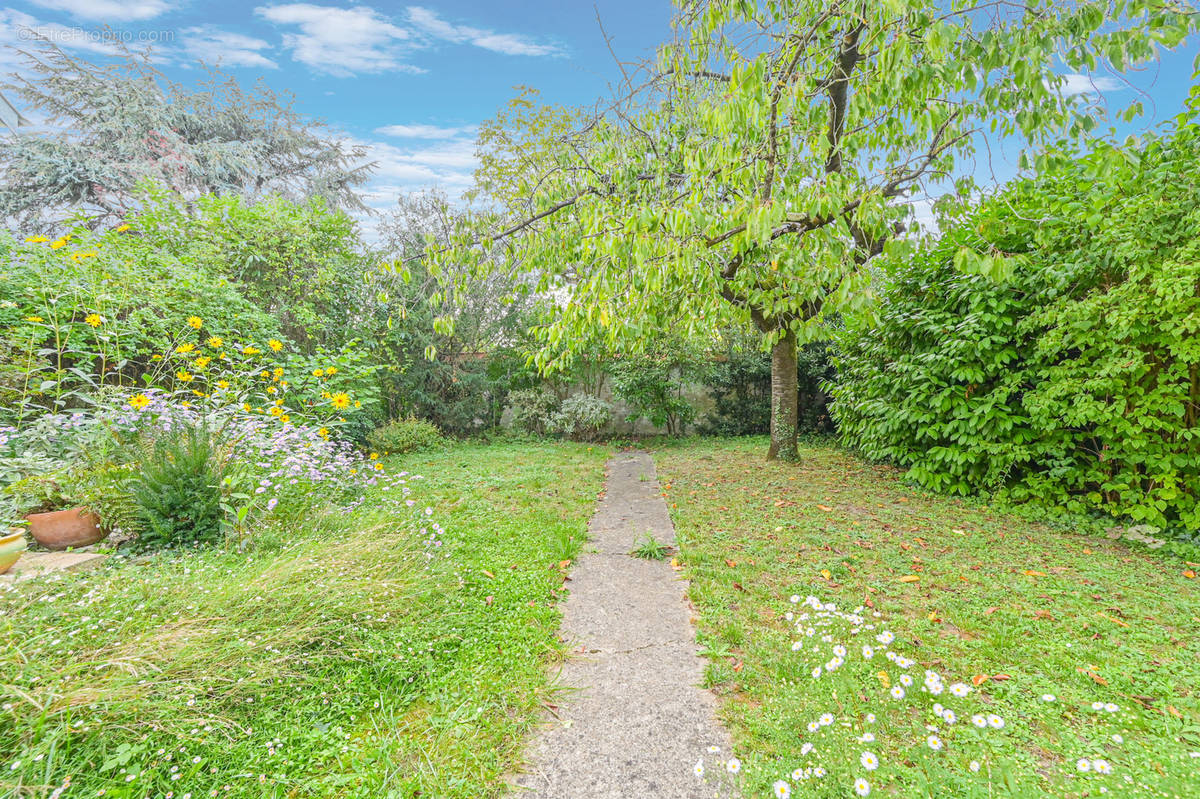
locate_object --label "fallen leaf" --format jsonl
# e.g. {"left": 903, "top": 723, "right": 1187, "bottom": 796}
{"left": 820, "top": 568, "right": 833, "bottom": 580}
{"left": 733, "top": 661, "right": 744, "bottom": 672}
{"left": 1023, "top": 570, "right": 1046, "bottom": 577}
{"left": 985, "top": 606, "right": 998, "bottom": 615}
{"left": 972, "top": 674, "right": 990, "bottom": 686}
{"left": 558, "top": 559, "right": 571, "bottom": 569}
{"left": 669, "top": 557, "right": 683, "bottom": 572}
{"left": 991, "top": 674, "right": 1012, "bottom": 682}
{"left": 927, "top": 610, "right": 941, "bottom": 623}
{"left": 485, "top": 595, "right": 494, "bottom": 606}
{"left": 725, "top": 558, "right": 737, "bottom": 568}
{"left": 1168, "top": 705, "right": 1182, "bottom": 718}
{"left": 1184, "top": 570, "right": 1196, "bottom": 579}
{"left": 482, "top": 569, "right": 495, "bottom": 579}
{"left": 1076, "top": 667, "right": 1109, "bottom": 686}
{"left": 817, "top": 504, "right": 834, "bottom": 512}
{"left": 1098, "top": 612, "right": 1130, "bottom": 628}
{"left": 1035, "top": 609, "right": 1055, "bottom": 620}
{"left": 899, "top": 575, "right": 921, "bottom": 583}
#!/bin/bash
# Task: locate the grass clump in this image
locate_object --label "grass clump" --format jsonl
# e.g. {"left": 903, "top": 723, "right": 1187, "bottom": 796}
{"left": 631, "top": 532, "right": 671, "bottom": 560}
{"left": 366, "top": 416, "right": 444, "bottom": 455}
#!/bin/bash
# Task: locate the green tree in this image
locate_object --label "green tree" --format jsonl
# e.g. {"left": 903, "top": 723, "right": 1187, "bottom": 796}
{"left": 0, "top": 42, "right": 372, "bottom": 231}
{"left": 449, "top": 0, "right": 1195, "bottom": 461}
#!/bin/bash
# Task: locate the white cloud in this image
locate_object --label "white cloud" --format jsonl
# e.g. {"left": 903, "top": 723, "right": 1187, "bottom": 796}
{"left": 348, "top": 134, "right": 478, "bottom": 222}
{"left": 407, "top": 6, "right": 562, "bottom": 57}
{"left": 1054, "top": 73, "right": 1123, "bottom": 96}
{"left": 0, "top": 8, "right": 146, "bottom": 63}
{"left": 181, "top": 26, "right": 276, "bottom": 69}
{"left": 375, "top": 123, "right": 476, "bottom": 139}
{"left": 27, "top": 0, "right": 171, "bottom": 22}
{"left": 255, "top": 3, "right": 423, "bottom": 77}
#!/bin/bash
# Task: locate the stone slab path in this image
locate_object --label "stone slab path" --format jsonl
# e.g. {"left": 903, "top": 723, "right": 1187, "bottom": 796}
{"left": 513, "top": 451, "right": 735, "bottom": 798}
{"left": 1, "top": 551, "right": 107, "bottom": 584}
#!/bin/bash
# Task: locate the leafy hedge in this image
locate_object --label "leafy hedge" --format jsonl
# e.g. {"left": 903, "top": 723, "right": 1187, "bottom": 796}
{"left": 833, "top": 121, "right": 1200, "bottom": 534}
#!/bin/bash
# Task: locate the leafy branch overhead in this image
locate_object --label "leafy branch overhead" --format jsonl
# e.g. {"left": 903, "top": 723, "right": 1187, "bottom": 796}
{"left": 440, "top": 0, "right": 1195, "bottom": 461}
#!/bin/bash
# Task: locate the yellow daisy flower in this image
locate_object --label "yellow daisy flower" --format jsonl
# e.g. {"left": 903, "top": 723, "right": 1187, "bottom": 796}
{"left": 175, "top": 343, "right": 196, "bottom": 354}
{"left": 25, "top": 315, "right": 43, "bottom": 323}
{"left": 243, "top": 345, "right": 262, "bottom": 355}
{"left": 268, "top": 339, "right": 283, "bottom": 352}
{"left": 25, "top": 235, "right": 49, "bottom": 243}
{"left": 128, "top": 394, "right": 150, "bottom": 410}
{"left": 84, "top": 313, "right": 102, "bottom": 328}
{"left": 207, "top": 336, "right": 224, "bottom": 348}
{"left": 187, "top": 316, "right": 203, "bottom": 329}
{"left": 176, "top": 370, "right": 194, "bottom": 382}
{"left": 330, "top": 392, "right": 351, "bottom": 410}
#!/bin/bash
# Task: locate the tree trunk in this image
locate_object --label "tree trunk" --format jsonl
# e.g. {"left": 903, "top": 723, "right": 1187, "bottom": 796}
{"left": 767, "top": 329, "right": 800, "bottom": 462}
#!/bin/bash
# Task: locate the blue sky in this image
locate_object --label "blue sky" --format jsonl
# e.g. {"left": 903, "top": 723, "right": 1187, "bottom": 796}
{"left": 0, "top": 0, "right": 676, "bottom": 225}
{"left": 1, "top": 0, "right": 1197, "bottom": 231}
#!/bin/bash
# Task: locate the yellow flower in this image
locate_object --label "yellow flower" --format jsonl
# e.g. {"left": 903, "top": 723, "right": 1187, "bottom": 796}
{"left": 350, "top": 468, "right": 358, "bottom": 475}
{"left": 207, "top": 336, "right": 224, "bottom": 348}
{"left": 128, "top": 394, "right": 150, "bottom": 410}
{"left": 268, "top": 339, "right": 283, "bottom": 352}
{"left": 273, "top": 367, "right": 284, "bottom": 378}
{"left": 312, "top": 368, "right": 324, "bottom": 377}
{"left": 114, "top": 224, "right": 131, "bottom": 233}
{"left": 317, "top": 427, "right": 329, "bottom": 439}
{"left": 50, "top": 238, "right": 67, "bottom": 249}
{"left": 280, "top": 414, "right": 290, "bottom": 424}
{"left": 273, "top": 398, "right": 284, "bottom": 406}
{"left": 180, "top": 400, "right": 191, "bottom": 408}
{"left": 261, "top": 370, "right": 271, "bottom": 379}
{"left": 193, "top": 356, "right": 211, "bottom": 369}
{"left": 24, "top": 315, "right": 43, "bottom": 323}
{"left": 266, "top": 385, "right": 277, "bottom": 395}
{"left": 280, "top": 381, "right": 288, "bottom": 388}
{"left": 175, "top": 343, "right": 196, "bottom": 354}
{"left": 216, "top": 380, "right": 230, "bottom": 390}
{"left": 354, "top": 400, "right": 362, "bottom": 409}
{"left": 325, "top": 366, "right": 338, "bottom": 375}
{"left": 192, "top": 389, "right": 207, "bottom": 397}
{"left": 369, "top": 452, "right": 379, "bottom": 460}
{"left": 176, "top": 370, "right": 194, "bottom": 382}
{"left": 84, "top": 313, "right": 102, "bottom": 328}
{"left": 269, "top": 406, "right": 283, "bottom": 417}
{"left": 69, "top": 251, "right": 97, "bottom": 262}
{"left": 187, "top": 316, "right": 203, "bottom": 329}
{"left": 330, "top": 392, "right": 351, "bottom": 410}
{"left": 321, "top": 390, "right": 331, "bottom": 399}
{"left": 25, "top": 235, "right": 49, "bottom": 243}
{"left": 243, "top": 402, "right": 253, "bottom": 412}
{"left": 243, "top": 345, "right": 262, "bottom": 355}
{"left": 151, "top": 354, "right": 163, "bottom": 361}
{"left": 373, "top": 463, "right": 383, "bottom": 471}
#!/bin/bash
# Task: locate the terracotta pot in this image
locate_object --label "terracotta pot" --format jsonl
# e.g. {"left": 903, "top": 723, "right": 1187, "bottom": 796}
{"left": 26, "top": 507, "right": 107, "bottom": 551}
{"left": 0, "top": 531, "right": 25, "bottom": 574}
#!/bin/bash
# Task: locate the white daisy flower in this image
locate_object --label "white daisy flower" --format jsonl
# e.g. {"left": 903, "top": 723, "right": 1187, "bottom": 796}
{"left": 807, "top": 721, "right": 820, "bottom": 733}
{"left": 773, "top": 780, "right": 791, "bottom": 798}
{"left": 833, "top": 645, "right": 847, "bottom": 657}
{"left": 860, "top": 751, "right": 879, "bottom": 770}
{"left": 1091, "top": 701, "right": 1105, "bottom": 711}
{"left": 819, "top": 713, "right": 835, "bottom": 726}
{"left": 927, "top": 735, "right": 944, "bottom": 751}
{"left": 890, "top": 686, "right": 906, "bottom": 699}
{"left": 862, "top": 645, "right": 874, "bottom": 658}
{"left": 707, "top": 745, "right": 720, "bottom": 753}
{"left": 900, "top": 674, "right": 914, "bottom": 687}
{"left": 1104, "top": 703, "right": 1119, "bottom": 713}
{"left": 801, "top": 742, "right": 814, "bottom": 755}
{"left": 932, "top": 703, "right": 944, "bottom": 716}
{"left": 854, "top": 777, "right": 871, "bottom": 796}
{"left": 1111, "top": 734, "right": 1123, "bottom": 744}
{"left": 1076, "top": 758, "right": 1091, "bottom": 772}
{"left": 865, "top": 713, "right": 876, "bottom": 723}
{"left": 791, "top": 641, "right": 803, "bottom": 651}
{"left": 812, "top": 667, "right": 822, "bottom": 679}
{"left": 790, "top": 595, "right": 801, "bottom": 604}
{"left": 987, "top": 714, "right": 1005, "bottom": 729}
{"left": 791, "top": 768, "right": 804, "bottom": 781}
{"left": 1041, "top": 694, "right": 1056, "bottom": 702}
{"left": 859, "top": 732, "right": 875, "bottom": 743}
{"left": 1093, "top": 759, "right": 1112, "bottom": 775}
{"left": 813, "top": 766, "right": 826, "bottom": 777}
{"left": 969, "top": 760, "right": 981, "bottom": 772}
{"left": 971, "top": 714, "right": 987, "bottom": 728}
{"left": 949, "top": 683, "right": 971, "bottom": 698}
{"left": 943, "top": 710, "right": 957, "bottom": 724}
{"left": 726, "top": 758, "right": 741, "bottom": 774}
{"left": 693, "top": 760, "right": 704, "bottom": 778}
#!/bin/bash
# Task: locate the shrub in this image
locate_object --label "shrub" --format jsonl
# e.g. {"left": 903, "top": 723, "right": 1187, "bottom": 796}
{"left": 609, "top": 350, "right": 705, "bottom": 435}
{"left": 131, "top": 426, "right": 226, "bottom": 549}
{"left": 507, "top": 388, "right": 561, "bottom": 436}
{"left": 366, "top": 417, "right": 443, "bottom": 454}
{"left": 833, "top": 122, "right": 1200, "bottom": 534}
{"left": 549, "top": 395, "right": 613, "bottom": 442}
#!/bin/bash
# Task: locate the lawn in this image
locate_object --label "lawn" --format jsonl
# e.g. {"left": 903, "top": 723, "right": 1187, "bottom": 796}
{"left": 0, "top": 441, "right": 609, "bottom": 799}
{"left": 655, "top": 437, "right": 1200, "bottom": 798}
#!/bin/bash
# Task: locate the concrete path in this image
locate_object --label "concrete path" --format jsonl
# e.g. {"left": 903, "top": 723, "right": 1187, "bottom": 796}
{"left": 513, "top": 451, "right": 735, "bottom": 798}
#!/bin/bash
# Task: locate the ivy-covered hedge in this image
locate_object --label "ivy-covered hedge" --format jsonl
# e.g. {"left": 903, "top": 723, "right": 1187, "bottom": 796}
{"left": 833, "top": 121, "right": 1200, "bottom": 534}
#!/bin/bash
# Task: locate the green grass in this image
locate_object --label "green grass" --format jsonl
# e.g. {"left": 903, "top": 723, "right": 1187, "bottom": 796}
{"left": 0, "top": 441, "right": 610, "bottom": 798}
{"left": 655, "top": 437, "right": 1200, "bottom": 798}
{"left": 631, "top": 532, "right": 671, "bottom": 560}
